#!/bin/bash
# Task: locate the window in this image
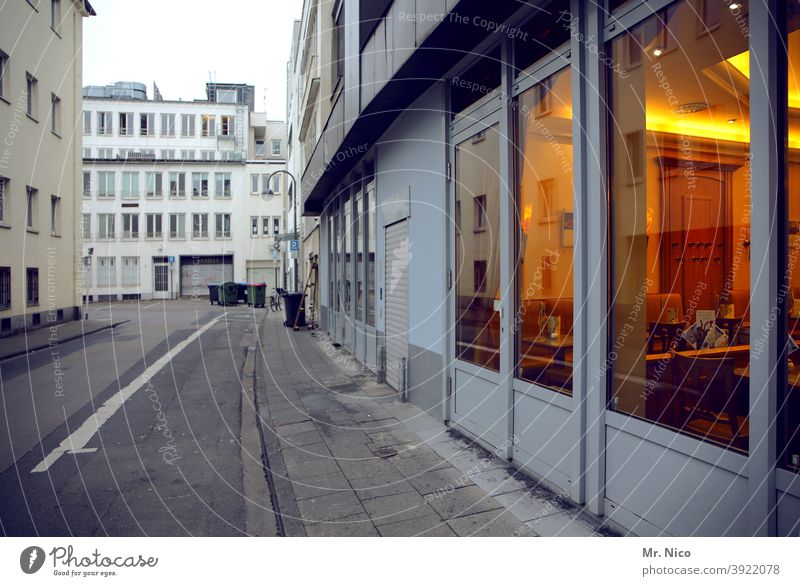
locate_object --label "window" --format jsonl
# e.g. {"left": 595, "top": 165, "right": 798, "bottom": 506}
{"left": 83, "top": 147, "right": 91, "bottom": 159}
{"left": 140, "top": 149, "right": 155, "bottom": 159}
{"left": 50, "top": 0, "right": 61, "bottom": 32}
{"left": 160, "top": 113, "right": 175, "bottom": 137}
{"left": 215, "top": 172, "right": 231, "bottom": 197}
{"left": 332, "top": 2, "right": 345, "bottom": 82}
{"left": 262, "top": 174, "right": 271, "bottom": 194}
{"left": 121, "top": 213, "right": 138, "bottom": 239}
{"left": 82, "top": 213, "right": 90, "bottom": 240}
{"left": 97, "top": 171, "right": 115, "bottom": 197}
{"left": 215, "top": 213, "right": 231, "bottom": 239}
{"left": 169, "top": 172, "right": 186, "bottom": 197}
{"left": 782, "top": 3, "right": 800, "bottom": 471}
{"left": 473, "top": 194, "right": 487, "bottom": 231}
{"left": 192, "top": 213, "right": 208, "bottom": 238}
{"left": 25, "top": 73, "right": 37, "bottom": 118}
{"left": 49, "top": 94, "right": 60, "bottom": 135}
{"left": 255, "top": 140, "right": 266, "bottom": 156}
{"left": 0, "top": 177, "right": 6, "bottom": 224}
{"left": 82, "top": 171, "right": 91, "bottom": 198}
{"left": 82, "top": 111, "right": 91, "bottom": 134}
{"left": 455, "top": 124, "right": 500, "bottom": 371}
{"left": 181, "top": 149, "right": 195, "bottom": 160}
{"left": 271, "top": 174, "right": 281, "bottom": 194}
{"left": 192, "top": 173, "right": 209, "bottom": 197}
{"left": 354, "top": 193, "right": 363, "bottom": 322}
{"left": 161, "top": 149, "right": 175, "bottom": 159}
{"left": 146, "top": 213, "right": 163, "bottom": 239}
{"left": 251, "top": 174, "right": 260, "bottom": 194}
{"left": 121, "top": 172, "right": 139, "bottom": 199}
{"left": 221, "top": 115, "right": 235, "bottom": 136}
{"left": 26, "top": 186, "right": 37, "bottom": 230}
{"left": 220, "top": 150, "right": 236, "bottom": 161}
{"left": 515, "top": 66, "right": 574, "bottom": 395}
{"left": 80, "top": 256, "right": 91, "bottom": 292}
{"left": 181, "top": 113, "right": 195, "bottom": 137}
{"left": 118, "top": 112, "right": 132, "bottom": 136}
{"left": 201, "top": 115, "right": 216, "bottom": 137}
{"left": 26, "top": 268, "right": 38, "bottom": 306}
{"left": 145, "top": 172, "right": 162, "bottom": 198}
{"left": 608, "top": 0, "right": 750, "bottom": 452}
{"left": 251, "top": 216, "right": 259, "bottom": 237}
{"left": 98, "top": 213, "right": 115, "bottom": 239}
{"left": 97, "top": 147, "right": 112, "bottom": 159}
{"left": 201, "top": 150, "right": 215, "bottom": 161}
{"left": 0, "top": 267, "right": 10, "bottom": 310}
{"left": 97, "top": 112, "right": 112, "bottom": 135}
{"left": 140, "top": 112, "right": 154, "bottom": 136}
{"left": 96, "top": 257, "right": 115, "bottom": 287}
{"left": 262, "top": 217, "right": 270, "bottom": 237}
{"left": 0, "top": 50, "right": 7, "bottom": 100}
{"left": 366, "top": 179, "right": 376, "bottom": 326}
{"left": 271, "top": 139, "right": 282, "bottom": 156}
{"left": 121, "top": 257, "right": 139, "bottom": 287}
{"left": 169, "top": 213, "right": 185, "bottom": 239}
{"left": 273, "top": 217, "right": 280, "bottom": 237}
{"left": 50, "top": 195, "right": 60, "bottom": 235}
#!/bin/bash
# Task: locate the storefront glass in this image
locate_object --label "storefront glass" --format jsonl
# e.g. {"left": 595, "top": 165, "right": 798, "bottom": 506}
{"left": 609, "top": 0, "right": 751, "bottom": 453}
{"left": 367, "top": 180, "right": 376, "bottom": 327}
{"left": 455, "top": 124, "right": 502, "bottom": 371}
{"left": 783, "top": 0, "right": 800, "bottom": 472}
{"left": 515, "top": 66, "right": 575, "bottom": 394}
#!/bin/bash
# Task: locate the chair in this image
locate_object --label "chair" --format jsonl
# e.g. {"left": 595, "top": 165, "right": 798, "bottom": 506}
{"left": 670, "top": 351, "right": 748, "bottom": 450}
{"left": 646, "top": 293, "right": 685, "bottom": 352}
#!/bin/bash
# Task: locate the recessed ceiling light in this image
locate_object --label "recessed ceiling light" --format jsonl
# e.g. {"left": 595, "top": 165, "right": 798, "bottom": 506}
{"left": 652, "top": 47, "right": 664, "bottom": 57}
{"left": 729, "top": 3, "right": 741, "bottom": 10}
{"left": 728, "top": 118, "right": 737, "bottom": 124}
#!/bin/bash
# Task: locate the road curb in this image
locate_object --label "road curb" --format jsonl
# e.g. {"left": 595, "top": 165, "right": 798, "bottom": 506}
{"left": 0, "top": 320, "right": 130, "bottom": 361}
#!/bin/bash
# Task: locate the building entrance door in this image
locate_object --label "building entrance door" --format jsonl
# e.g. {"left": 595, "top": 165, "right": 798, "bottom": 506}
{"left": 153, "top": 261, "right": 170, "bottom": 300}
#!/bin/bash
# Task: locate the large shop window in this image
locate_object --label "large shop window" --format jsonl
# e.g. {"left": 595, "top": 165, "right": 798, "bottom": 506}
{"left": 783, "top": 1, "right": 800, "bottom": 473}
{"left": 455, "top": 124, "right": 501, "bottom": 371}
{"left": 516, "top": 66, "right": 574, "bottom": 395}
{"left": 343, "top": 197, "right": 352, "bottom": 316}
{"left": 609, "top": 0, "right": 751, "bottom": 453}
{"left": 367, "top": 180, "right": 376, "bottom": 327}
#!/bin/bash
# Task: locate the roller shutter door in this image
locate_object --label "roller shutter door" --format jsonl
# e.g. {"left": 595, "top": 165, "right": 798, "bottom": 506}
{"left": 180, "top": 256, "right": 233, "bottom": 297}
{"left": 384, "top": 220, "right": 409, "bottom": 392}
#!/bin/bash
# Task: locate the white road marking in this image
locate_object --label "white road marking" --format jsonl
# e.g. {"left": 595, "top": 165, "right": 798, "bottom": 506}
{"left": 31, "top": 315, "right": 223, "bottom": 473}
{"left": 142, "top": 303, "right": 162, "bottom": 310}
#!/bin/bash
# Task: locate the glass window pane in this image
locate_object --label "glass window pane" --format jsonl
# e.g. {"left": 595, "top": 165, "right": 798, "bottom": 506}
{"left": 355, "top": 192, "right": 363, "bottom": 322}
{"left": 783, "top": 1, "right": 800, "bottom": 472}
{"left": 516, "top": 66, "right": 574, "bottom": 395}
{"left": 367, "top": 182, "right": 376, "bottom": 326}
{"left": 343, "top": 198, "right": 352, "bottom": 315}
{"left": 455, "top": 123, "right": 501, "bottom": 371}
{"left": 609, "top": 0, "right": 750, "bottom": 452}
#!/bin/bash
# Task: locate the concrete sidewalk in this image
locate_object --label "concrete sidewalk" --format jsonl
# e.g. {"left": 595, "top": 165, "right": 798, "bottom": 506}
{"left": 253, "top": 313, "right": 613, "bottom": 537}
{"left": 0, "top": 319, "right": 127, "bottom": 361}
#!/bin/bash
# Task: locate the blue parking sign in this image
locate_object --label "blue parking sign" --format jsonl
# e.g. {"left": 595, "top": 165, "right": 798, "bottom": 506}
{"left": 290, "top": 240, "right": 299, "bottom": 251}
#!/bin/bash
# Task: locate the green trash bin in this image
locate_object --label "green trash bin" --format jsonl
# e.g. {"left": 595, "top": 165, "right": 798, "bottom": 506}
{"left": 219, "top": 281, "right": 239, "bottom": 306}
{"left": 247, "top": 283, "right": 267, "bottom": 308}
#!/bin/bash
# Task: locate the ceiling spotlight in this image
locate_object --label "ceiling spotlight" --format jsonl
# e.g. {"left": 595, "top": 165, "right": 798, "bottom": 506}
{"left": 652, "top": 47, "right": 664, "bottom": 57}
{"left": 727, "top": 118, "right": 737, "bottom": 124}
{"left": 729, "top": 3, "right": 741, "bottom": 10}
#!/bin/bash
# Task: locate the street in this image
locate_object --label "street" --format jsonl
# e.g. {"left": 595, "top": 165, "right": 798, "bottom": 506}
{"left": 0, "top": 300, "right": 277, "bottom": 536}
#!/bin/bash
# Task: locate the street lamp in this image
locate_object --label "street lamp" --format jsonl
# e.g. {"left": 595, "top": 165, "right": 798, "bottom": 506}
{"left": 264, "top": 169, "right": 298, "bottom": 292}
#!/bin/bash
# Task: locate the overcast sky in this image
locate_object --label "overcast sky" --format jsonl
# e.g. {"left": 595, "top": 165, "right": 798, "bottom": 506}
{"left": 83, "top": 0, "right": 303, "bottom": 119}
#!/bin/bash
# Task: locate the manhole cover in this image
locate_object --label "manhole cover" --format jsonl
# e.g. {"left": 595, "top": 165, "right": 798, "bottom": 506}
{"left": 373, "top": 447, "right": 397, "bottom": 459}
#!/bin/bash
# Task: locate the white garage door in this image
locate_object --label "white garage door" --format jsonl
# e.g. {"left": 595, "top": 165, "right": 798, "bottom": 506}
{"left": 180, "top": 256, "right": 233, "bottom": 297}
{"left": 385, "top": 220, "right": 409, "bottom": 392}
{"left": 246, "top": 261, "right": 278, "bottom": 291}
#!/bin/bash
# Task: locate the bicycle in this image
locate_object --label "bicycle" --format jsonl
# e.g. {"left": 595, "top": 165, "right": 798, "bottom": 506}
{"left": 269, "top": 289, "right": 282, "bottom": 312}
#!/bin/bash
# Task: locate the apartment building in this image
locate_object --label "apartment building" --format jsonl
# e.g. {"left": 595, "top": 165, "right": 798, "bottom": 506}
{"left": 295, "top": 0, "right": 800, "bottom": 536}
{"left": 81, "top": 82, "right": 286, "bottom": 300}
{"left": 0, "top": 0, "right": 94, "bottom": 336}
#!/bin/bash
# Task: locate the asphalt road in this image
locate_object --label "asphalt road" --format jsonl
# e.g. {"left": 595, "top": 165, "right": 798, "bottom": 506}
{"left": 0, "top": 299, "right": 278, "bottom": 536}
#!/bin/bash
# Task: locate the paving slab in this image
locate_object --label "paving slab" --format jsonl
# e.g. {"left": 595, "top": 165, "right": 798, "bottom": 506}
{"left": 362, "top": 491, "right": 440, "bottom": 527}
{"left": 377, "top": 515, "right": 457, "bottom": 537}
{"left": 446, "top": 509, "right": 526, "bottom": 537}
{"left": 290, "top": 471, "right": 352, "bottom": 501}
{"left": 295, "top": 491, "right": 366, "bottom": 523}
{"left": 522, "top": 511, "right": 598, "bottom": 537}
{"left": 305, "top": 513, "right": 380, "bottom": 537}
{"left": 426, "top": 485, "right": 503, "bottom": 520}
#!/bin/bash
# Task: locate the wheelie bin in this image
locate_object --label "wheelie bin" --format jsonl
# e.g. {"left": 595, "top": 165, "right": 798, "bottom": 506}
{"left": 247, "top": 283, "right": 267, "bottom": 308}
{"left": 207, "top": 283, "right": 220, "bottom": 305}
{"left": 219, "top": 281, "right": 239, "bottom": 306}
{"left": 282, "top": 292, "right": 306, "bottom": 327}
{"left": 236, "top": 283, "right": 248, "bottom": 303}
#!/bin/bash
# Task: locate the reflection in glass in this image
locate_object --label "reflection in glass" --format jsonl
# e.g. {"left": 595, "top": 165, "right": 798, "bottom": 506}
{"left": 609, "top": 0, "right": 750, "bottom": 453}
{"left": 355, "top": 191, "right": 363, "bottom": 323}
{"left": 367, "top": 181, "right": 376, "bottom": 327}
{"left": 515, "top": 66, "right": 574, "bottom": 395}
{"left": 455, "top": 124, "right": 501, "bottom": 371}
{"left": 343, "top": 198, "right": 352, "bottom": 317}
{"left": 782, "top": 1, "right": 800, "bottom": 472}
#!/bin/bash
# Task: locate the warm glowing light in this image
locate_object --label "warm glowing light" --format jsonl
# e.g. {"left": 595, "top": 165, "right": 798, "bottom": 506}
{"left": 728, "top": 118, "right": 737, "bottom": 124}
{"left": 728, "top": 48, "right": 800, "bottom": 109}
{"left": 729, "top": 3, "right": 741, "bottom": 10}
{"left": 522, "top": 205, "right": 533, "bottom": 233}
{"left": 652, "top": 47, "right": 663, "bottom": 58}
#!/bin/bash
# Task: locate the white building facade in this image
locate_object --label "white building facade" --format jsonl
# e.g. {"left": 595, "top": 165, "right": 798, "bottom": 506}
{"left": 81, "top": 82, "right": 286, "bottom": 301}
{"left": 0, "top": 0, "right": 94, "bottom": 335}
